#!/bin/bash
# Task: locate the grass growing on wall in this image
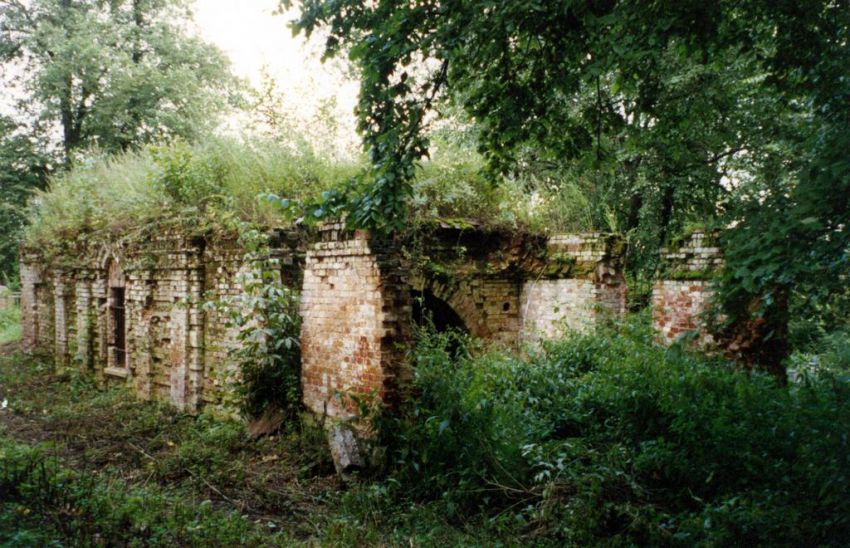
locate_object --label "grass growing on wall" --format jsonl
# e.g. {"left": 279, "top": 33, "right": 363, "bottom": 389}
{"left": 24, "top": 138, "right": 361, "bottom": 249}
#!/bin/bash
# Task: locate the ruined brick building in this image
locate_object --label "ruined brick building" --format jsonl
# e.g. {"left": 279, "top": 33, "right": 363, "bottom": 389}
{"left": 20, "top": 224, "right": 716, "bottom": 421}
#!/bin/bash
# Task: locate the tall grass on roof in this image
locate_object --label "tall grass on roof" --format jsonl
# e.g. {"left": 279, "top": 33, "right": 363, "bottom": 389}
{"left": 24, "top": 138, "right": 361, "bottom": 247}
{"left": 24, "top": 135, "right": 598, "bottom": 250}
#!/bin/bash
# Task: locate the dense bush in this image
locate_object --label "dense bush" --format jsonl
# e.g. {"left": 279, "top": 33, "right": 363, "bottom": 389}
{"left": 218, "top": 226, "right": 303, "bottom": 419}
{"left": 368, "top": 319, "right": 850, "bottom": 545}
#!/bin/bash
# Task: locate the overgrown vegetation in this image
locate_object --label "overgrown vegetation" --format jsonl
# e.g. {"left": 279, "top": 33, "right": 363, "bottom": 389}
{"left": 0, "top": 307, "right": 20, "bottom": 345}
{"left": 292, "top": 0, "right": 850, "bottom": 372}
{"left": 0, "top": 347, "right": 338, "bottom": 545}
{"left": 0, "top": 438, "right": 287, "bottom": 546}
{"left": 213, "top": 225, "right": 304, "bottom": 420}
{"left": 334, "top": 319, "right": 850, "bottom": 545}
{"left": 23, "top": 136, "right": 599, "bottom": 258}
{"left": 2, "top": 309, "right": 849, "bottom": 544}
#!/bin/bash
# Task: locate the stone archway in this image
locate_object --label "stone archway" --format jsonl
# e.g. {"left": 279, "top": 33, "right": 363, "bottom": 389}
{"left": 410, "top": 288, "right": 469, "bottom": 334}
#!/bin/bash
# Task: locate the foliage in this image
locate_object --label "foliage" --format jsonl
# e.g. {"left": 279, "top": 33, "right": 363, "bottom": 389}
{"left": 0, "top": 350, "right": 337, "bottom": 543}
{"left": 290, "top": 0, "right": 850, "bottom": 367}
{"left": 23, "top": 138, "right": 359, "bottom": 252}
{"left": 25, "top": 137, "right": 591, "bottom": 258}
{"left": 246, "top": 67, "right": 358, "bottom": 163}
{"left": 0, "top": 0, "right": 239, "bottom": 162}
{"left": 0, "top": 116, "right": 51, "bottom": 285}
{"left": 0, "top": 438, "right": 287, "bottom": 546}
{"left": 213, "top": 225, "right": 303, "bottom": 419}
{"left": 359, "top": 319, "right": 850, "bottom": 544}
{"left": 288, "top": 0, "right": 787, "bottom": 235}
{"left": 0, "top": 306, "right": 21, "bottom": 345}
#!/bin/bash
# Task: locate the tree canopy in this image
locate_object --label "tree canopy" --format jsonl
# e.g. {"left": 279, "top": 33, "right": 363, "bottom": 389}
{"left": 288, "top": 0, "right": 850, "bottom": 368}
{"left": 0, "top": 0, "right": 238, "bottom": 161}
{"left": 0, "top": 0, "right": 240, "bottom": 283}
{"left": 0, "top": 115, "right": 48, "bottom": 285}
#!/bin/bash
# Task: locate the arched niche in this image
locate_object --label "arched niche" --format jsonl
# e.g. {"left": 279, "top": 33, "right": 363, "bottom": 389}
{"left": 409, "top": 273, "right": 521, "bottom": 347}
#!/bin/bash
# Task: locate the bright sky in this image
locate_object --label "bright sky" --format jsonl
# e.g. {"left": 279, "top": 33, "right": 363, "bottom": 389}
{"left": 192, "top": 0, "right": 360, "bottom": 149}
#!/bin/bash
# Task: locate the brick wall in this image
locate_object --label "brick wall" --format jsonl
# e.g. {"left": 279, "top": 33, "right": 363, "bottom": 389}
{"left": 21, "top": 235, "right": 217, "bottom": 411}
{"left": 20, "top": 230, "right": 305, "bottom": 415}
{"left": 21, "top": 226, "right": 631, "bottom": 420}
{"left": 652, "top": 231, "right": 722, "bottom": 346}
{"left": 19, "top": 258, "right": 40, "bottom": 353}
{"left": 412, "top": 275, "right": 521, "bottom": 347}
{"left": 300, "top": 224, "right": 411, "bottom": 420}
{"left": 201, "top": 237, "right": 249, "bottom": 413}
{"left": 520, "top": 233, "right": 627, "bottom": 342}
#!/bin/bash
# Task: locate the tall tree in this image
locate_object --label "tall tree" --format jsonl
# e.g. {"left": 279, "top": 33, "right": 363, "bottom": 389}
{"left": 0, "top": 0, "right": 238, "bottom": 162}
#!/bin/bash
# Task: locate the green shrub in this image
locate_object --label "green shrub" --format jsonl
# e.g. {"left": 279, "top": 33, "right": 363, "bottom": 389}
{"left": 203, "top": 225, "right": 303, "bottom": 419}
{"left": 368, "top": 319, "right": 850, "bottom": 545}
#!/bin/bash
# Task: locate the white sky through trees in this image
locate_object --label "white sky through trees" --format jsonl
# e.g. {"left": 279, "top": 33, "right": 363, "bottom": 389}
{"left": 193, "top": 0, "right": 359, "bottom": 151}
{"left": 0, "top": 0, "right": 360, "bottom": 152}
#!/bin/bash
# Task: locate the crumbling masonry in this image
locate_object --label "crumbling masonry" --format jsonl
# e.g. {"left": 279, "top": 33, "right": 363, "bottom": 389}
{"left": 20, "top": 225, "right": 711, "bottom": 421}
{"left": 651, "top": 231, "right": 723, "bottom": 347}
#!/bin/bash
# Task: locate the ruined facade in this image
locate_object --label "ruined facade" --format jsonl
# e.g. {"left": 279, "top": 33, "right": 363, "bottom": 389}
{"left": 298, "top": 226, "right": 629, "bottom": 419}
{"left": 651, "top": 231, "right": 723, "bottom": 347}
{"left": 20, "top": 230, "right": 300, "bottom": 413}
{"left": 21, "top": 225, "right": 629, "bottom": 419}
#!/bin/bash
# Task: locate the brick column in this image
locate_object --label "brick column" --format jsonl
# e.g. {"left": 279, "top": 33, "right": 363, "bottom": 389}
{"left": 186, "top": 261, "right": 206, "bottom": 412}
{"left": 520, "top": 233, "right": 627, "bottom": 341}
{"left": 299, "top": 223, "right": 412, "bottom": 421}
{"left": 652, "top": 231, "right": 723, "bottom": 346}
{"left": 53, "top": 271, "right": 72, "bottom": 370}
{"left": 19, "top": 255, "right": 40, "bottom": 353}
{"left": 74, "top": 271, "right": 95, "bottom": 371}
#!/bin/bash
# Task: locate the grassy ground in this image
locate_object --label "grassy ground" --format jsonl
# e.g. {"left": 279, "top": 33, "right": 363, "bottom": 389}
{"left": 0, "top": 316, "right": 503, "bottom": 546}
{"left": 0, "top": 341, "right": 344, "bottom": 545}
{"left": 7, "top": 311, "right": 845, "bottom": 545}
{"left": 0, "top": 307, "right": 21, "bottom": 345}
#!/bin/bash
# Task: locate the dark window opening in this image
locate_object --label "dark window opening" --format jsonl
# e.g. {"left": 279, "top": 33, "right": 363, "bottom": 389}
{"left": 110, "top": 287, "right": 126, "bottom": 368}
